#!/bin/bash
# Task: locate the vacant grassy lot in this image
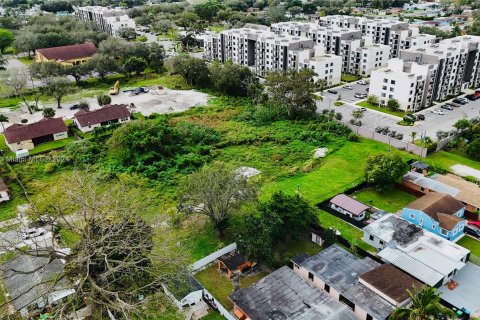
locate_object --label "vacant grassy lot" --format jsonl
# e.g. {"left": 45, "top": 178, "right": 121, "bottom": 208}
{"left": 352, "top": 188, "right": 416, "bottom": 213}
{"left": 29, "top": 136, "right": 77, "bottom": 156}
{"left": 356, "top": 101, "right": 405, "bottom": 118}
{"left": 341, "top": 73, "right": 360, "bottom": 82}
{"left": 425, "top": 151, "right": 480, "bottom": 172}
{"left": 261, "top": 139, "right": 396, "bottom": 204}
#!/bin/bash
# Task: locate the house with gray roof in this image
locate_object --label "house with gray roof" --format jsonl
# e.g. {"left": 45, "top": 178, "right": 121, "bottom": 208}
{"left": 293, "top": 245, "right": 395, "bottom": 320}
{"left": 229, "top": 266, "right": 358, "bottom": 320}
{"left": 0, "top": 253, "right": 74, "bottom": 317}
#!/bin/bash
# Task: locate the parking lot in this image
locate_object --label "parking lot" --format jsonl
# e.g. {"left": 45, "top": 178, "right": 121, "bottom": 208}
{"left": 317, "top": 86, "right": 480, "bottom": 141}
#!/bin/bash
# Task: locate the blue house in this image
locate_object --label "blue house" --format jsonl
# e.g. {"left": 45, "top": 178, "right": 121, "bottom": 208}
{"left": 402, "top": 192, "right": 466, "bottom": 241}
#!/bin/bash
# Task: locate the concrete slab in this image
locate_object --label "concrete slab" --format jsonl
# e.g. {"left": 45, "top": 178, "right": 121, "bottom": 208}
{"left": 438, "top": 262, "right": 480, "bottom": 317}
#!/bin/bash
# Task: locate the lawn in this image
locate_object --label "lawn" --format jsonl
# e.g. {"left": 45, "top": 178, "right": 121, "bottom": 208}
{"left": 425, "top": 151, "right": 480, "bottom": 172}
{"left": 261, "top": 139, "right": 397, "bottom": 204}
{"left": 208, "top": 24, "right": 227, "bottom": 32}
{"left": 356, "top": 101, "right": 405, "bottom": 118}
{"left": 17, "top": 57, "right": 34, "bottom": 65}
{"left": 0, "top": 135, "right": 15, "bottom": 158}
{"left": 352, "top": 187, "right": 416, "bottom": 213}
{"left": 341, "top": 73, "right": 361, "bottom": 82}
{"left": 29, "top": 136, "right": 77, "bottom": 155}
{"left": 457, "top": 236, "right": 480, "bottom": 257}
{"left": 202, "top": 311, "right": 224, "bottom": 320}
{"left": 195, "top": 265, "right": 235, "bottom": 310}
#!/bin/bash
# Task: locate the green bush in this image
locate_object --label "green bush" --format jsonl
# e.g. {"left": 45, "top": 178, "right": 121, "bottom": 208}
{"left": 347, "top": 132, "right": 360, "bottom": 142}
{"left": 334, "top": 101, "right": 344, "bottom": 106}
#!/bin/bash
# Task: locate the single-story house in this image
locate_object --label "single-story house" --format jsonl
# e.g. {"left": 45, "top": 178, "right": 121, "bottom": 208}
{"left": 330, "top": 194, "right": 370, "bottom": 221}
{"left": 293, "top": 245, "right": 394, "bottom": 320}
{"left": 0, "top": 178, "right": 10, "bottom": 202}
{"left": 35, "top": 42, "right": 97, "bottom": 66}
{"left": 402, "top": 171, "right": 459, "bottom": 197}
{"left": 229, "top": 266, "right": 358, "bottom": 320}
{"left": 4, "top": 118, "right": 68, "bottom": 151}
{"left": 431, "top": 173, "right": 480, "bottom": 214}
{"left": 217, "top": 251, "right": 253, "bottom": 279}
{"left": 363, "top": 214, "right": 470, "bottom": 287}
{"left": 74, "top": 104, "right": 131, "bottom": 133}
{"left": 0, "top": 253, "right": 74, "bottom": 318}
{"left": 402, "top": 192, "right": 466, "bottom": 241}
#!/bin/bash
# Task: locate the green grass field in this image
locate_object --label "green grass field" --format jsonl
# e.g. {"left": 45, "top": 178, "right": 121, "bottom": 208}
{"left": 457, "top": 236, "right": 480, "bottom": 257}
{"left": 352, "top": 188, "right": 416, "bottom": 213}
{"left": 261, "top": 139, "right": 398, "bottom": 204}
{"left": 29, "top": 136, "right": 77, "bottom": 155}
{"left": 356, "top": 101, "right": 405, "bottom": 118}
{"left": 425, "top": 151, "right": 480, "bottom": 172}
{"left": 341, "top": 73, "right": 361, "bottom": 82}
{"left": 17, "top": 57, "right": 34, "bottom": 65}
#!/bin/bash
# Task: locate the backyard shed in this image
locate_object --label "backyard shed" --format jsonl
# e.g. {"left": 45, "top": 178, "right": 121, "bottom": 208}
{"left": 217, "top": 252, "right": 253, "bottom": 279}
{"left": 330, "top": 194, "right": 370, "bottom": 221}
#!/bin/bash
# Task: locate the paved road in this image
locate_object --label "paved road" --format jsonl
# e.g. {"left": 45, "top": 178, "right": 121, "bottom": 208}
{"left": 317, "top": 86, "right": 480, "bottom": 141}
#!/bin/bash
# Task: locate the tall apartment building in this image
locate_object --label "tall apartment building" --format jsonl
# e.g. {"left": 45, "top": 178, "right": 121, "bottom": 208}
{"left": 203, "top": 28, "right": 342, "bottom": 85}
{"left": 271, "top": 21, "right": 389, "bottom": 75}
{"left": 74, "top": 6, "right": 136, "bottom": 37}
{"left": 370, "top": 58, "right": 434, "bottom": 111}
{"left": 399, "top": 35, "right": 480, "bottom": 101}
{"left": 319, "top": 15, "right": 436, "bottom": 58}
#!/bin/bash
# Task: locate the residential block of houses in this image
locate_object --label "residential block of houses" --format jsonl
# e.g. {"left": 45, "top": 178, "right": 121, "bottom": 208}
{"left": 401, "top": 192, "right": 466, "bottom": 240}
{"left": 73, "top": 104, "right": 131, "bottom": 133}
{"left": 364, "top": 214, "right": 469, "bottom": 287}
{"left": 4, "top": 118, "right": 69, "bottom": 151}
{"left": 35, "top": 42, "right": 97, "bottom": 66}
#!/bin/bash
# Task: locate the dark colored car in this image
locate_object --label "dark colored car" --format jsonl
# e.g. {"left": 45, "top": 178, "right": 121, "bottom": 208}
{"left": 327, "top": 89, "right": 338, "bottom": 94}
{"left": 465, "top": 225, "right": 480, "bottom": 238}
{"left": 465, "top": 94, "right": 478, "bottom": 101}
{"left": 69, "top": 104, "right": 79, "bottom": 110}
{"left": 441, "top": 104, "right": 453, "bottom": 110}
{"left": 416, "top": 114, "right": 425, "bottom": 121}
{"left": 452, "top": 98, "right": 467, "bottom": 105}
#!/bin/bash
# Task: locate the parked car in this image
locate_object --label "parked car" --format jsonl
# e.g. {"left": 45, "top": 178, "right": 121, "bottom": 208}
{"left": 452, "top": 98, "right": 467, "bottom": 105}
{"left": 343, "top": 85, "right": 353, "bottom": 90}
{"left": 359, "top": 107, "right": 367, "bottom": 112}
{"left": 415, "top": 114, "right": 425, "bottom": 121}
{"left": 327, "top": 89, "right": 338, "bottom": 94}
{"left": 21, "top": 227, "right": 46, "bottom": 240}
{"left": 69, "top": 104, "right": 79, "bottom": 110}
{"left": 465, "top": 225, "right": 480, "bottom": 238}
{"left": 440, "top": 104, "right": 453, "bottom": 110}
{"left": 430, "top": 108, "right": 444, "bottom": 115}
{"left": 357, "top": 80, "right": 367, "bottom": 85}
{"left": 354, "top": 93, "right": 367, "bottom": 99}
{"left": 466, "top": 94, "right": 478, "bottom": 101}
{"left": 468, "top": 220, "right": 480, "bottom": 228}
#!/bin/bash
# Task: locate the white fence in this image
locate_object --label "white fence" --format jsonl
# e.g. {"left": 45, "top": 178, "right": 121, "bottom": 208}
{"left": 344, "top": 122, "right": 428, "bottom": 157}
{"left": 189, "top": 243, "right": 237, "bottom": 271}
{"left": 203, "top": 289, "right": 237, "bottom": 320}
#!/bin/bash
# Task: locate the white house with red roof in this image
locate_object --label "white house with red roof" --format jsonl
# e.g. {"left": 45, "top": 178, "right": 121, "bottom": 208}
{"left": 73, "top": 104, "right": 131, "bottom": 133}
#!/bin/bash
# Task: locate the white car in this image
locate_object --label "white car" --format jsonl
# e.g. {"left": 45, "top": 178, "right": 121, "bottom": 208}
{"left": 21, "top": 227, "right": 46, "bottom": 240}
{"left": 343, "top": 85, "right": 353, "bottom": 90}
{"left": 354, "top": 93, "right": 367, "bottom": 99}
{"left": 430, "top": 108, "right": 444, "bottom": 115}
{"left": 357, "top": 80, "right": 367, "bottom": 85}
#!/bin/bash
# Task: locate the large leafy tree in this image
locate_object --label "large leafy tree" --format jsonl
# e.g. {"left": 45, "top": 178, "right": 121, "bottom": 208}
{"left": 364, "top": 152, "right": 407, "bottom": 191}
{"left": 124, "top": 57, "right": 148, "bottom": 75}
{"left": 265, "top": 68, "right": 319, "bottom": 119}
{"left": 209, "top": 61, "right": 257, "bottom": 96}
{"left": 170, "top": 56, "right": 210, "bottom": 87}
{"left": 45, "top": 77, "right": 73, "bottom": 108}
{"left": 0, "top": 28, "right": 14, "bottom": 53}
{"left": 194, "top": 0, "right": 223, "bottom": 22}
{"left": 178, "top": 163, "right": 258, "bottom": 237}
{"left": 390, "top": 286, "right": 455, "bottom": 320}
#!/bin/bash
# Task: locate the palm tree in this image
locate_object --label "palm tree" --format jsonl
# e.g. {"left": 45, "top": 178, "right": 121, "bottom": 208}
{"left": 410, "top": 131, "right": 417, "bottom": 143}
{"left": 390, "top": 286, "right": 455, "bottom": 320}
{"left": 0, "top": 114, "right": 8, "bottom": 132}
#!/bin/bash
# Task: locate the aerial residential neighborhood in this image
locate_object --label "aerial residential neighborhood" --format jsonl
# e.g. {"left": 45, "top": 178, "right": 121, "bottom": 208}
{"left": 0, "top": 0, "right": 479, "bottom": 318}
